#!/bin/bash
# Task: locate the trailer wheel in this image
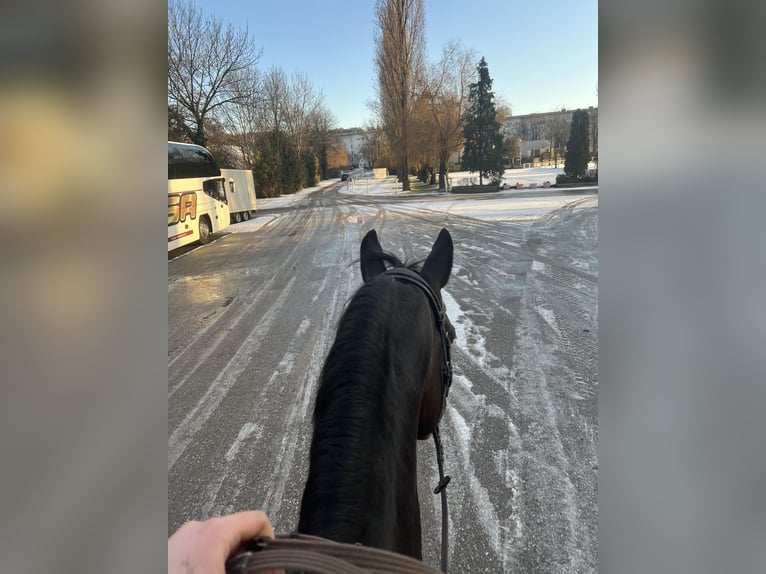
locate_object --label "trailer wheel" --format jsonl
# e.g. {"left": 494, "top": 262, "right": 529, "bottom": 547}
{"left": 199, "top": 217, "right": 211, "bottom": 244}
{"left": 242, "top": 211, "right": 251, "bottom": 221}
{"left": 234, "top": 212, "right": 242, "bottom": 224}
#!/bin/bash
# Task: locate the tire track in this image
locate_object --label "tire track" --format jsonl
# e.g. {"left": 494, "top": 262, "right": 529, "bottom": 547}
{"left": 168, "top": 275, "right": 297, "bottom": 471}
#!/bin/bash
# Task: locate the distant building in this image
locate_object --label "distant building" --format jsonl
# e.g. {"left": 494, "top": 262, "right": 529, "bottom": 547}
{"left": 503, "top": 106, "right": 598, "bottom": 164}
{"left": 337, "top": 130, "right": 370, "bottom": 169}
{"left": 508, "top": 106, "right": 598, "bottom": 157}
{"left": 520, "top": 139, "right": 552, "bottom": 161}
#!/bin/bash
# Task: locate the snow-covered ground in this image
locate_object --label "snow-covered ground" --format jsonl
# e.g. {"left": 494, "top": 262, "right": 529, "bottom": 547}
{"left": 256, "top": 179, "right": 338, "bottom": 209}
{"left": 339, "top": 167, "right": 577, "bottom": 196}
{"left": 385, "top": 195, "right": 591, "bottom": 223}
{"left": 232, "top": 167, "right": 597, "bottom": 233}
{"left": 230, "top": 180, "right": 338, "bottom": 233}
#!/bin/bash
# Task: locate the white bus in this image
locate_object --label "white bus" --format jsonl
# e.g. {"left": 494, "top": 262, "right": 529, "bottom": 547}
{"left": 168, "top": 141, "right": 230, "bottom": 251}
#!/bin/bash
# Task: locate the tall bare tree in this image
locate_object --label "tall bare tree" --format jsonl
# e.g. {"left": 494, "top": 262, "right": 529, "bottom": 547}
{"left": 167, "top": 0, "right": 260, "bottom": 146}
{"left": 422, "top": 40, "right": 476, "bottom": 190}
{"left": 374, "top": 0, "right": 426, "bottom": 191}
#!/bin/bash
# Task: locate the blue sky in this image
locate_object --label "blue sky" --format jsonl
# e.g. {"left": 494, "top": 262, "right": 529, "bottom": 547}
{"left": 190, "top": 0, "right": 597, "bottom": 128}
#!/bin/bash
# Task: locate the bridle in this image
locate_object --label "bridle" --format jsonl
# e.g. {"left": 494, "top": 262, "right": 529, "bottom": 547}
{"left": 382, "top": 267, "right": 453, "bottom": 411}
{"left": 382, "top": 267, "right": 453, "bottom": 573}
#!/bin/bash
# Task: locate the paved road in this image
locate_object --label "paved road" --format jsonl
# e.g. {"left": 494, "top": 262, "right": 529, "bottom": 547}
{"left": 168, "top": 183, "right": 598, "bottom": 573}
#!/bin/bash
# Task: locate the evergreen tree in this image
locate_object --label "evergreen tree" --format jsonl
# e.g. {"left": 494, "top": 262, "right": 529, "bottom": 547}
{"left": 462, "top": 57, "right": 504, "bottom": 185}
{"left": 564, "top": 109, "right": 590, "bottom": 178}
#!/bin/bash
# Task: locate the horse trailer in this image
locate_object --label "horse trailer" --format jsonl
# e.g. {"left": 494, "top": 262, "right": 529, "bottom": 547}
{"left": 220, "top": 169, "right": 258, "bottom": 223}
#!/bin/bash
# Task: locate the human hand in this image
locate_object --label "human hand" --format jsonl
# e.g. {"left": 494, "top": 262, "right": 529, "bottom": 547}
{"left": 168, "top": 510, "right": 275, "bottom": 574}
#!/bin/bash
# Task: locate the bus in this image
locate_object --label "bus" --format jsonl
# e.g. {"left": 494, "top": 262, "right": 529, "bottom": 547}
{"left": 168, "top": 141, "right": 230, "bottom": 251}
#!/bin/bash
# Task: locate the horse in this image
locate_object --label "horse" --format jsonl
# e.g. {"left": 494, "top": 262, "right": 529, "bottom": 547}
{"left": 297, "top": 228, "right": 455, "bottom": 562}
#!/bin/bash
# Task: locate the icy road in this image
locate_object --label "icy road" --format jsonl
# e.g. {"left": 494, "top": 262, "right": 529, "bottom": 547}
{"left": 168, "top": 181, "right": 598, "bottom": 573}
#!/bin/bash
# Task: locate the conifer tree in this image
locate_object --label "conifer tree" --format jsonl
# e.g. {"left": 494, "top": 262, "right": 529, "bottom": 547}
{"left": 462, "top": 57, "right": 504, "bottom": 185}
{"left": 564, "top": 109, "right": 590, "bottom": 178}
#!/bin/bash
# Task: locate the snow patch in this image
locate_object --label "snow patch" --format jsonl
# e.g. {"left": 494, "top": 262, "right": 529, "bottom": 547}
{"left": 296, "top": 318, "right": 311, "bottom": 337}
{"left": 447, "top": 405, "right": 472, "bottom": 469}
{"left": 225, "top": 422, "right": 261, "bottom": 463}
{"left": 442, "top": 289, "right": 488, "bottom": 363}
{"left": 229, "top": 214, "right": 278, "bottom": 233}
{"left": 452, "top": 372, "right": 473, "bottom": 392}
{"left": 534, "top": 304, "right": 560, "bottom": 336}
{"left": 469, "top": 473, "right": 517, "bottom": 570}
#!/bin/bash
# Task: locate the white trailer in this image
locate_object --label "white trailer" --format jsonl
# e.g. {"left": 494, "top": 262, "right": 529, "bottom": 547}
{"left": 220, "top": 169, "right": 258, "bottom": 223}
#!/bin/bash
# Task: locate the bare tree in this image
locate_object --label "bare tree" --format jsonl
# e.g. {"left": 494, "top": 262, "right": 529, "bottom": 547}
{"left": 411, "top": 93, "right": 439, "bottom": 183}
{"left": 304, "top": 105, "right": 339, "bottom": 179}
{"left": 259, "top": 66, "right": 290, "bottom": 134}
{"left": 374, "top": 0, "right": 426, "bottom": 191}
{"left": 422, "top": 40, "right": 476, "bottom": 190}
{"left": 495, "top": 96, "right": 513, "bottom": 125}
{"left": 284, "top": 72, "right": 324, "bottom": 157}
{"left": 168, "top": 105, "right": 190, "bottom": 142}
{"left": 544, "top": 111, "right": 572, "bottom": 168}
{"left": 360, "top": 125, "right": 384, "bottom": 170}
{"left": 219, "top": 66, "right": 263, "bottom": 168}
{"left": 167, "top": 0, "right": 260, "bottom": 146}
{"left": 515, "top": 117, "right": 545, "bottom": 141}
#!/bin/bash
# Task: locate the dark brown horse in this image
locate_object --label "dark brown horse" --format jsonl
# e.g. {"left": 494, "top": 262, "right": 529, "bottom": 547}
{"left": 297, "top": 228, "right": 455, "bottom": 561}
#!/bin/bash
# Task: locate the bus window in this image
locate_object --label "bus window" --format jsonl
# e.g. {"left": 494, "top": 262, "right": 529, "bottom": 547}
{"left": 168, "top": 142, "right": 221, "bottom": 180}
{"left": 203, "top": 178, "right": 227, "bottom": 203}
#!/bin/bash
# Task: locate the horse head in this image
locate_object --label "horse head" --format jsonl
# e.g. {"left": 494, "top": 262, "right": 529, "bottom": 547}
{"left": 299, "top": 228, "right": 455, "bottom": 560}
{"left": 360, "top": 228, "right": 454, "bottom": 440}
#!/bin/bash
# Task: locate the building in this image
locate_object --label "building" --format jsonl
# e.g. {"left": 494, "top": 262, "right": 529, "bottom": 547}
{"left": 337, "top": 130, "right": 370, "bottom": 169}
{"left": 503, "top": 107, "right": 598, "bottom": 164}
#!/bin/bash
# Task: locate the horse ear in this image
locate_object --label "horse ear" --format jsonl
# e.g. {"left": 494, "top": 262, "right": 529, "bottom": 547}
{"left": 421, "top": 228, "right": 453, "bottom": 290}
{"left": 360, "top": 229, "right": 386, "bottom": 282}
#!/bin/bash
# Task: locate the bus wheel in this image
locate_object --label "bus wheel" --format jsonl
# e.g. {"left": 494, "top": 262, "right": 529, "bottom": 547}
{"left": 199, "top": 217, "right": 211, "bottom": 244}
{"left": 234, "top": 212, "right": 242, "bottom": 224}
{"left": 243, "top": 211, "right": 251, "bottom": 221}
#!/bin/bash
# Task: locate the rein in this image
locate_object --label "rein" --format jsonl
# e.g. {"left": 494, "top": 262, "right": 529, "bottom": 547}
{"left": 226, "top": 533, "right": 443, "bottom": 574}
{"left": 383, "top": 267, "right": 453, "bottom": 573}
